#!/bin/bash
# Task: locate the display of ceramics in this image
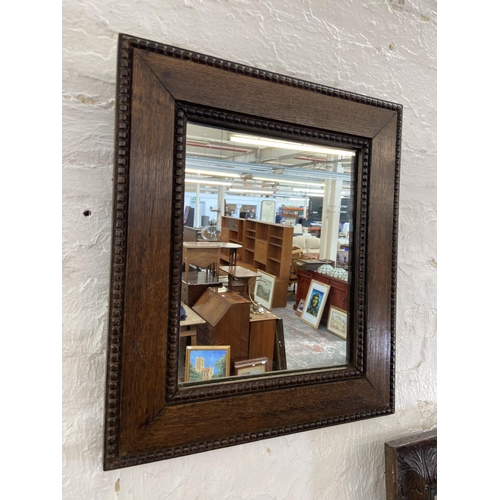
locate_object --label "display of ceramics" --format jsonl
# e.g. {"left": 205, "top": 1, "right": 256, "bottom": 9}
{"left": 317, "top": 264, "right": 348, "bottom": 282}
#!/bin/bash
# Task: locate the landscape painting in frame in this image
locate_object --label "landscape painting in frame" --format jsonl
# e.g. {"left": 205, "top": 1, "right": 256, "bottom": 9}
{"left": 234, "top": 357, "right": 269, "bottom": 376}
{"left": 300, "top": 280, "right": 330, "bottom": 329}
{"left": 185, "top": 346, "right": 230, "bottom": 382}
{"left": 327, "top": 306, "right": 348, "bottom": 340}
{"left": 254, "top": 271, "right": 276, "bottom": 310}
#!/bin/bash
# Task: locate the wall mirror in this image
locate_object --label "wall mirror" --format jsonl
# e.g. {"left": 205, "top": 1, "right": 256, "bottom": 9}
{"left": 104, "top": 34, "right": 402, "bottom": 470}
{"left": 180, "top": 122, "right": 356, "bottom": 382}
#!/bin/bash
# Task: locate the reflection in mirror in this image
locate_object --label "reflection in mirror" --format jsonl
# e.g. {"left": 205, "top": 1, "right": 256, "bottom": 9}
{"left": 179, "top": 123, "right": 356, "bottom": 384}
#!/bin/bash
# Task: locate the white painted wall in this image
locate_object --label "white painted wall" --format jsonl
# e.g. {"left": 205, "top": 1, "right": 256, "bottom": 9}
{"left": 62, "top": 1, "right": 436, "bottom": 498}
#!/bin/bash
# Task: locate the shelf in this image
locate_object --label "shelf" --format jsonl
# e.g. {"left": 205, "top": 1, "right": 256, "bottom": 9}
{"left": 220, "top": 216, "right": 293, "bottom": 306}
{"left": 267, "top": 257, "right": 281, "bottom": 263}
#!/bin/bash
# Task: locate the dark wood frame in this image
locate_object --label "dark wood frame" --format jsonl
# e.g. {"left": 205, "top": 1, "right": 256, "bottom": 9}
{"left": 385, "top": 430, "right": 437, "bottom": 500}
{"left": 103, "top": 33, "right": 402, "bottom": 470}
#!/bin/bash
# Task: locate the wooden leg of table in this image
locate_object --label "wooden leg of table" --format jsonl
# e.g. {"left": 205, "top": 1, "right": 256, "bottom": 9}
{"left": 180, "top": 327, "right": 198, "bottom": 346}
{"left": 242, "top": 278, "right": 249, "bottom": 298}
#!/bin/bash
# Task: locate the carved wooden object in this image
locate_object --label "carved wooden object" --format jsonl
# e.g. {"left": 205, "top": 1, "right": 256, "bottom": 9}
{"left": 103, "top": 34, "right": 402, "bottom": 469}
{"left": 385, "top": 430, "right": 437, "bottom": 500}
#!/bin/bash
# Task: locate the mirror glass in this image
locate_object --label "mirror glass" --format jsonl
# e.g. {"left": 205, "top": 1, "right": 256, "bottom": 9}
{"left": 179, "top": 122, "right": 356, "bottom": 384}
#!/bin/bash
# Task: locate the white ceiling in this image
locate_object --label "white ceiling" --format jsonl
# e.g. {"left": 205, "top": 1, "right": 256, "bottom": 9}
{"left": 185, "top": 123, "right": 355, "bottom": 197}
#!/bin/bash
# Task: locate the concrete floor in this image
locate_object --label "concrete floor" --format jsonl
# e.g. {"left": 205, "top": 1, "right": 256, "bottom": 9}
{"left": 273, "top": 295, "right": 347, "bottom": 371}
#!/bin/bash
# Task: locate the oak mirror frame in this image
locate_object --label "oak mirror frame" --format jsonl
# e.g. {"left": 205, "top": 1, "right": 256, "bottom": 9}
{"left": 104, "top": 34, "right": 402, "bottom": 470}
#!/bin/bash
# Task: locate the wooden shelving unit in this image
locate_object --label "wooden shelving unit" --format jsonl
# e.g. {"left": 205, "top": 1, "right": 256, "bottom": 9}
{"left": 220, "top": 217, "right": 245, "bottom": 265}
{"left": 220, "top": 217, "right": 293, "bottom": 307}
{"left": 278, "top": 205, "right": 307, "bottom": 221}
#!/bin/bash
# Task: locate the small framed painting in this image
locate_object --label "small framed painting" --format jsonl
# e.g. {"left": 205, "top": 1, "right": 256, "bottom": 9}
{"left": 326, "top": 306, "right": 348, "bottom": 340}
{"left": 234, "top": 357, "right": 269, "bottom": 376}
{"left": 254, "top": 271, "right": 276, "bottom": 310}
{"left": 295, "top": 299, "right": 305, "bottom": 316}
{"left": 300, "top": 280, "right": 330, "bottom": 329}
{"left": 184, "top": 346, "right": 230, "bottom": 382}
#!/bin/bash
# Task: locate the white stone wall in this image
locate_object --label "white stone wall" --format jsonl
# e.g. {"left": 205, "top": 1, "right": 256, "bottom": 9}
{"left": 62, "top": 1, "right": 437, "bottom": 498}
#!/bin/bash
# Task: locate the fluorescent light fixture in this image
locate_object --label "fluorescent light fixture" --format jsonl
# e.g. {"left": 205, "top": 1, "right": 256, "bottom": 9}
{"left": 186, "top": 168, "right": 241, "bottom": 178}
{"left": 253, "top": 176, "right": 324, "bottom": 187}
{"left": 304, "top": 193, "right": 324, "bottom": 197}
{"left": 292, "top": 187, "right": 324, "bottom": 194}
{"left": 288, "top": 197, "right": 306, "bottom": 202}
{"left": 229, "top": 134, "right": 356, "bottom": 156}
{"left": 228, "top": 188, "right": 274, "bottom": 195}
{"left": 185, "top": 178, "right": 232, "bottom": 186}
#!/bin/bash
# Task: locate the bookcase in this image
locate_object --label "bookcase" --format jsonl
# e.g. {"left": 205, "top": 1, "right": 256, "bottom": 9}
{"left": 278, "top": 205, "right": 307, "bottom": 222}
{"left": 220, "top": 217, "right": 245, "bottom": 265}
{"left": 220, "top": 217, "right": 293, "bottom": 307}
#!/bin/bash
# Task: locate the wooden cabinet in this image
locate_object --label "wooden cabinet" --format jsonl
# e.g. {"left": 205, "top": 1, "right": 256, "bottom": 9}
{"left": 191, "top": 288, "right": 280, "bottom": 373}
{"left": 220, "top": 217, "right": 293, "bottom": 307}
{"left": 249, "top": 311, "right": 278, "bottom": 366}
{"left": 192, "top": 288, "right": 251, "bottom": 369}
{"left": 295, "top": 270, "right": 349, "bottom": 326}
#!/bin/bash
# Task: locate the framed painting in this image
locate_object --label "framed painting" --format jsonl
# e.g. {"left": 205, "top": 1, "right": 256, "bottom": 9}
{"left": 295, "top": 299, "right": 305, "bottom": 316}
{"left": 327, "top": 306, "right": 348, "bottom": 340}
{"left": 184, "top": 346, "right": 230, "bottom": 382}
{"left": 300, "top": 280, "right": 330, "bottom": 329}
{"left": 234, "top": 357, "right": 269, "bottom": 376}
{"left": 254, "top": 271, "right": 276, "bottom": 310}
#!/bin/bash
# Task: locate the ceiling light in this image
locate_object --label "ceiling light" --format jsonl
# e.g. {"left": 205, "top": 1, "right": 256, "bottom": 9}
{"left": 227, "top": 188, "right": 274, "bottom": 195}
{"left": 185, "top": 178, "right": 232, "bottom": 186}
{"left": 186, "top": 168, "right": 241, "bottom": 178}
{"left": 292, "top": 187, "right": 324, "bottom": 194}
{"left": 229, "top": 134, "right": 356, "bottom": 156}
{"left": 253, "top": 176, "right": 324, "bottom": 187}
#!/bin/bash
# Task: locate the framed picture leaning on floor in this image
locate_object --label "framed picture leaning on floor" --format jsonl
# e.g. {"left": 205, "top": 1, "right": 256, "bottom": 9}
{"left": 300, "top": 280, "right": 330, "bottom": 329}
{"left": 326, "top": 306, "right": 348, "bottom": 340}
{"left": 295, "top": 299, "right": 305, "bottom": 316}
{"left": 254, "top": 271, "right": 276, "bottom": 310}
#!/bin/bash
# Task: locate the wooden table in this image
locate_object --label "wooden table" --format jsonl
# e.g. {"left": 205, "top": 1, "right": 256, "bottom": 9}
{"left": 180, "top": 302, "right": 206, "bottom": 346}
{"left": 183, "top": 242, "right": 242, "bottom": 273}
{"left": 181, "top": 271, "right": 223, "bottom": 307}
{"left": 219, "top": 265, "right": 260, "bottom": 298}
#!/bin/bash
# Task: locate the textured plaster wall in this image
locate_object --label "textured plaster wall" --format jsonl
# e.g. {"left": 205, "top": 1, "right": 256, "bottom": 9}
{"left": 62, "top": 1, "right": 437, "bottom": 499}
